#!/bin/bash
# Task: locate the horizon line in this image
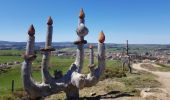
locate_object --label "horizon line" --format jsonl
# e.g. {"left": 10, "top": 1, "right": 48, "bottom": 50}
{"left": 0, "top": 40, "right": 170, "bottom": 45}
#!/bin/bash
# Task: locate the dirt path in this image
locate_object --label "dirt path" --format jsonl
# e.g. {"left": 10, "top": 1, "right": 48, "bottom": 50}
{"left": 133, "top": 63, "right": 170, "bottom": 99}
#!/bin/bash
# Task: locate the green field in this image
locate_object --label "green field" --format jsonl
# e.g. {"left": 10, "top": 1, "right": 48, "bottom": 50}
{"left": 0, "top": 50, "right": 123, "bottom": 97}
{"left": 0, "top": 50, "right": 161, "bottom": 100}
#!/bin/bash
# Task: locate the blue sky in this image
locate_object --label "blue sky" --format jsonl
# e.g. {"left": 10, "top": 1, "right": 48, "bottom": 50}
{"left": 0, "top": 0, "right": 169, "bottom": 44}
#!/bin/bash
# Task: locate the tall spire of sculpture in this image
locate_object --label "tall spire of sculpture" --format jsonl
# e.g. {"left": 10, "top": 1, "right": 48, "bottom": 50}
{"left": 26, "top": 25, "right": 35, "bottom": 56}
{"left": 79, "top": 8, "right": 85, "bottom": 19}
{"left": 98, "top": 31, "right": 105, "bottom": 43}
{"left": 74, "top": 8, "right": 88, "bottom": 72}
{"left": 47, "top": 16, "right": 53, "bottom": 25}
{"left": 75, "top": 8, "right": 88, "bottom": 43}
{"left": 28, "top": 24, "right": 35, "bottom": 37}
{"left": 45, "top": 16, "right": 53, "bottom": 48}
{"left": 41, "top": 16, "right": 54, "bottom": 83}
{"left": 79, "top": 8, "right": 85, "bottom": 25}
{"left": 98, "top": 31, "right": 105, "bottom": 76}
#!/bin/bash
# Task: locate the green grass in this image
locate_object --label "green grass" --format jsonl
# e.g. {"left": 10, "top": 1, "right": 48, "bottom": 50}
{"left": 0, "top": 50, "right": 24, "bottom": 56}
{"left": 0, "top": 51, "right": 123, "bottom": 97}
{"left": 0, "top": 51, "right": 158, "bottom": 98}
{"left": 0, "top": 66, "right": 22, "bottom": 95}
{"left": 0, "top": 50, "right": 23, "bottom": 64}
{"left": 0, "top": 59, "right": 161, "bottom": 99}
{"left": 0, "top": 56, "right": 23, "bottom": 63}
{"left": 118, "top": 70, "right": 161, "bottom": 95}
{"left": 0, "top": 50, "right": 161, "bottom": 99}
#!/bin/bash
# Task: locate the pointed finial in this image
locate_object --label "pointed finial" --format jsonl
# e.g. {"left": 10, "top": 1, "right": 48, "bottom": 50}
{"left": 89, "top": 44, "right": 93, "bottom": 49}
{"left": 47, "top": 16, "right": 53, "bottom": 25}
{"left": 98, "top": 31, "right": 105, "bottom": 43}
{"left": 79, "top": 8, "right": 85, "bottom": 19}
{"left": 28, "top": 24, "right": 35, "bottom": 36}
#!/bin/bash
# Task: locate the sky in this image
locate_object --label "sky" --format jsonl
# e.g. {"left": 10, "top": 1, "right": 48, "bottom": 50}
{"left": 0, "top": 0, "right": 169, "bottom": 44}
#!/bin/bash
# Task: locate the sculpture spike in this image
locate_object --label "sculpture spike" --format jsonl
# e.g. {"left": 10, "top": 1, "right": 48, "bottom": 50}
{"left": 47, "top": 16, "right": 53, "bottom": 25}
{"left": 98, "top": 31, "right": 105, "bottom": 43}
{"left": 28, "top": 24, "right": 35, "bottom": 37}
{"left": 79, "top": 8, "right": 85, "bottom": 19}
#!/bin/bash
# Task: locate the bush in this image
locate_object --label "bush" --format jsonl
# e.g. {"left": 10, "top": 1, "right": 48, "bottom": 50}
{"left": 100, "top": 67, "right": 126, "bottom": 80}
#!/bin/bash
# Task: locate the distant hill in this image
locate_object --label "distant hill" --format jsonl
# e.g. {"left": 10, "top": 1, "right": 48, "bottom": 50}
{"left": 0, "top": 41, "right": 170, "bottom": 52}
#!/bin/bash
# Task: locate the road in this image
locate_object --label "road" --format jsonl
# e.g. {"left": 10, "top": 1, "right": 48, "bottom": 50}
{"left": 133, "top": 63, "right": 170, "bottom": 99}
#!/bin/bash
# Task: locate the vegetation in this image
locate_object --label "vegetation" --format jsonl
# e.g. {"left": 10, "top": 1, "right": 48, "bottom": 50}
{"left": 0, "top": 56, "right": 22, "bottom": 64}
{"left": 0, "top": 50, "right": 24, "bottom": 56}
{"left": 119, "top": 71, "right": 161, "bottom": 92}
{"left": 0, "top": 50, "right": 124, "bottom": 98}
{"left": 0, "top": 50, "right": 162, "bottom": 99}
{"left": 45, "top": 70, "right": 161, "bottom": 99}
{"left": 156, "top": 63, "right": 170, "bottom": 71}
{"left": 141, "top": 63, "right": 170, "bottom": 72}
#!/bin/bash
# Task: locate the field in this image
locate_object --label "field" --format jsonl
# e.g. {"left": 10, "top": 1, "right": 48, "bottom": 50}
{"left": 0, "top": 50, "right": 161, "bottom": 99}
{"left": 0, "top": 50, "right": 121, "bottom": 95}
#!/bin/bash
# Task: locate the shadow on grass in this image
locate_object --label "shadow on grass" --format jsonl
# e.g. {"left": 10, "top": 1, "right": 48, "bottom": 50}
{"left": 80, "top": 90, "right": 134, "bottom": 100}
{"left": 11, "top": 90, "right": 134, "bottom": 100}
{"left": 131, "top": 72, "right": 140, "bottom": 75}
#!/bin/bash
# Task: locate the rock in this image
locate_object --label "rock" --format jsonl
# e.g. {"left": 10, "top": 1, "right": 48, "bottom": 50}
{"left": 14, "top": 61, "right": 20, "bottom": 64}
{"left": 7, "top": 62, "right": 13, "bottom": 65}
{"left": 140, "top": 88, "right": 154, "bottom": 98}
{"left": 90, "top": 92, "right": 96, "bottom": 96}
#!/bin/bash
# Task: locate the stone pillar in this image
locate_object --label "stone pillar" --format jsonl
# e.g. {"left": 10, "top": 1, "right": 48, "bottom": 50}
{"left": 41, "top": 17, "right": 54, "bottom": 83}
{"left": 74, "top": 8, "right": 88, "bottom": 73}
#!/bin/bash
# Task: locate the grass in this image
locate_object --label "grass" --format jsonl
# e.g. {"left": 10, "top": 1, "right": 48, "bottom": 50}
{"left": 0, "top": 50, "right": 24, "bottom": 56}
{"left": 0, "top": 50, "right": 162, "bottom": 99}
{"left": 0, "top": 56, "right": 74, "bottom": 99}
{"left": 0, "top": 57, "right": 125, "bottom": 100}
{"left": 0, "top": 50, "right": 124, "bottom": 97}
{"left": 0, "top": 66, "right": 22, "bottom": 95}
{"left": 140, "top": 63, "right": 170, "bottom": 72}
{"left": 0, "top": 56, "right": 23, "bottom": 64}
{"left": 46, "top": 70, "right": 161, "bottom": 100}
{"left": 156, "top": 63, "right": 170, "bottom": 71}
{"left": 120, "top": 71, "right": 161, "bottom": 88}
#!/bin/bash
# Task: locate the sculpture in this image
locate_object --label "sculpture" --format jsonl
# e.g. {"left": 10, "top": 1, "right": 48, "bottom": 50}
{"left": 122, "top": 40, "right": 132, "bottom": 73}
{"left": 21, "top": 9, "right": 106, "bottom": 99}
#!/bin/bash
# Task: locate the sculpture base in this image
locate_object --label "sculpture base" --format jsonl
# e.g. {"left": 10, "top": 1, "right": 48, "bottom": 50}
{"left": 65, "top": 85, "right": 79, "bottom": 100}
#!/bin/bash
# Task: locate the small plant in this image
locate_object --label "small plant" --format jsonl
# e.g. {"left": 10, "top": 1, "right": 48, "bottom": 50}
{"left": 100, "top": 67, "right": 126, "bottom": 80}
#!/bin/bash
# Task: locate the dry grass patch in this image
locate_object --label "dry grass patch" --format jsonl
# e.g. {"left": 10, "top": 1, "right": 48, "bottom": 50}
{"left": 140, "top": 64, "right": 158, "bottom": 71}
